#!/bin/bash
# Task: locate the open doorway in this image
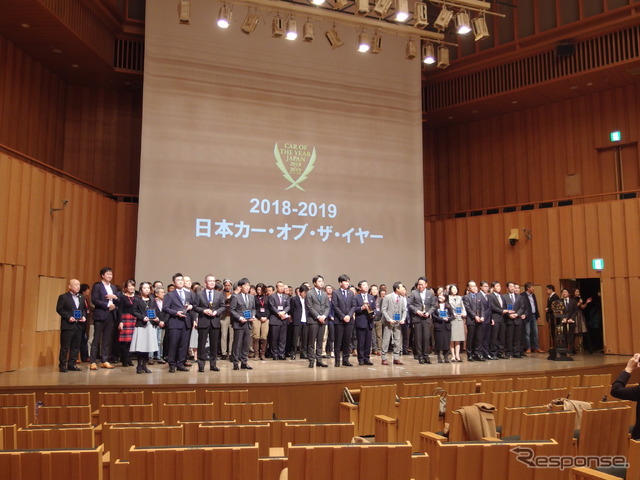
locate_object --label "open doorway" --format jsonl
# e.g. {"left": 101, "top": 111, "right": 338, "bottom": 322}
{"left": 559, "top": 278, "right": 603, "bottom": 354}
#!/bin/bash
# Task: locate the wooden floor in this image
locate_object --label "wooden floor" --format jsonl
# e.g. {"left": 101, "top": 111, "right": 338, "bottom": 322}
{"left": 0, "top": 352, "right": 626, "bottom": 422}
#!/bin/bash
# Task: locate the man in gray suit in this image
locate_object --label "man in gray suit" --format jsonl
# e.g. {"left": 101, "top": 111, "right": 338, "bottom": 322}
{"left": 305, "top": 275, "right": 330, "bottom": 368}
{"left": 408, "top": 277, "right": 437, "bottom": 364}
{"left": 381, "top": 281, "right": 407, "bottom": 365}
{"left": 229, "top": 278, "right": 255, "bottom": 370}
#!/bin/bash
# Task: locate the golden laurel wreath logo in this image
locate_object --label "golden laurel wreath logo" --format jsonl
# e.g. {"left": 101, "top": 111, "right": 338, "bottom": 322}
{"left": 274, "top": 143, "right": 316, "bottom": 191}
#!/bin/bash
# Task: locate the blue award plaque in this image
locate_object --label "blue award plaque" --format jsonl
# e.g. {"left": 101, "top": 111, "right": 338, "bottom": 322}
{"left": 243, "top": 310, "right": 251, "bottom": 319}
{"left": 439, "top": 310, "right": 447, "bottom": 318}
{"left": 507, "top": 303, "right": 514, "bottom": 311}
{"left": 455, "top": 307, "right": 462, "bottom": 315}
{"left": 147, "top": 309, "right": 156, "bottom": 320}
{"left": 73, "top": 310, "right": 83, "bottom": 320}
{"left": 393, "top": 313, "right": 401, "bottom": 322}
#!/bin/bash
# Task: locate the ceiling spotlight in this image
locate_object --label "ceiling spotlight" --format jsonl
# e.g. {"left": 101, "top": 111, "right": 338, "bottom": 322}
{"left": 373, "top": 0, "right": 393, "bottom": 17}
{"left": 355, "top": 0, "right": 370, "bottom": 15}
{"left": 286, "top": 18, "right": 298, "bottom": 40}
{"left": 437, "top": 44, "right": 450, "bottom": 68}
{"left": 358, "top": 32, "right": 370, "bottom": 53}
{"left": 310, "top": 0, "right": 325, "bottom": 4}
{"left": 303, "top": 19, "right": 314, "bottom": 42}
{"left": 241, "top": 11, "right": 259, "bottom": 34}
{"left": 178, "top": 0, "right": 191, "bottom": 24}
{"left": 405, "top": 39, "right": 417, "bottom": 59}
{"left": 455, "top": 10, "right": 471, "bottom": 35}
{"left": 325, "top": 26, "right": 344, "bottom": 49}
{"left": 395, "top": 0, "right": 409, "bottom": 22}
{"left": 217, "top": 4, "right": 231, "bottom": 29}
{"left": 414, "top": 2, "right": 428, "bottom": 28}
{"left": 472, "top": 14, "right": 490, "bottom": 40}
{"left": 327, "top": 0, "right": 349, "bottom": 8}
{"left": 422, "top": 42, "right": 435, "bottom": 64}
{"left": 272, "top": 14, "right": 284, "bottom": 37}
{"left": 371, "top": 33, "right": 382, "bottom": 53}
{"left": 433, "top": 5, "right": 453, "bottom": 31}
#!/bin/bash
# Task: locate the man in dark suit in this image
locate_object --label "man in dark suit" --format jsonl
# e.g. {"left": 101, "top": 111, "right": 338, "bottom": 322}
{"left": 546, "top": 284, "right": 561, "bottom": 349}
{"left": 503, "top": 282, "right": 524, "bottom": 358}
{"left": 408, "top": 276, "right": 436, "bottom": 364}
{"left": 162, "top": 272, "right": 195, "bottom": 372}
{"left": 462, "top": 280, "right": 482, "bottom": 361}
{"left": 268, "top": 281, "right": 291, "bottom": 361}
{"left": 353, "top": 280, "right": 376, "bottom": 366}
{"left": 560, "top": 288, "right": 578, "bottom": 354}
{"left": 488, "top": 281, "right": 508, "bottom": 359}
{"left": 90, "top": 267, "right": 120, "bottom": 370}
{"left": 521, "top": 281, "right": 542, "bottom": 354}
{"left": 56, "top": 278, "right": 87, "bottom": 372}
{"left": 194, "top": 274, "right": 226, "bottom": 372}
{"left": 288, "top": 284, "right": 308, "bottom": 359}
{"left": 305, "top": 275, "right": 330, "bottom": 368}
{"left": 477, "top": 281, "right": 493, "bottom": 360}
{"left": 229, "top": 277, "right": 255, "bottom": 370}
{"left": 331, "top": 274, "right": 356, "bottom": 367}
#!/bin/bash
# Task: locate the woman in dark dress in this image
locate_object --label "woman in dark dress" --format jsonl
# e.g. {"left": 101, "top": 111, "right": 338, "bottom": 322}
{"left": 433, "top": 293, "right": 454, "bottom": 363}
{"left": 131, "top": 282, "right": 160, "bottom": 373}
{"left": 117, "top": 279, "right": 137, "bottom": 367}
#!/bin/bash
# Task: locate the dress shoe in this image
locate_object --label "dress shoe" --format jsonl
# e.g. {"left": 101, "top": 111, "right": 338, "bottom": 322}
{"left": 59, "top": 366, "right": 68, "bottom": 373}
{"left": 221, "top": 355, "right": 227, "bottom": 360}
{"left": 233, "top": 364, "right": 240, "bottom": 370}
{"left": 513, "top": 354, "right": 522, "bottom": 358}
{"left": 68, "top": 365, "right": 82, "bottom": 371}
{"left": 467, "top": 356, "right": 475, "bottom": 362}
{"left": 143, "top": 367, "right": 151, "bottom": 373}
{"left": 475, "top": 355, "right": 486, "bottom": 362}
{"left": 157, "top": 359, "right": 166, "bottom": 364}
{"left": 147, "top": 359, "right": 155, "bottom": 365}
{"left": 486, "top": 355, "right": 498, "bottom": 360}
{"left": 300, "top": 353, "right": 308, "bottom": 360}
{"left": 381, "top": 359, "right": 389, "bottom": 365}
{"left": 524, "top": 349, "right": 531, "bottom": 353}
{"left": 210, "top": 366, "right": 220, "bottom": 371}
{"left": 335, "top": 361, "right": 341, "bottom": 367}
{"left": 169, "top": 366, "right": 176, "bottom": 373}
{"left": 535, "top": 349, "right": 545, "bottom": 353}
{"left": 358, "top": 361, "right": 364, "bottom": 366}
{"left": 198, "top": 366, "right": 205, "bottom": 372}
{"left": 102, "top": 362, "right": 114, "bottom": 369}
{"left": 393, "top": 360, "right": 404, "bottom": 365}
{"left": 136, "top": 369, "right": 142, "bottom": 374}
{"left": 176, "top": 366, "right": 189, "bottom": 371}
{"left": 425, "top": 356, "right": 432, "bottom": 364}
{"left": 343, "top": 361, "right": 353, "bottom": 367}
{"left": 437, "top": 357, "right": 443, "bottom": 363}
{"left": 184, "top": 361, "right": 192, "bottom": 367}
{"left": 363, "top": 360, "right": 374, "bottom": 366}
{"left": 308, "top": 362, "right": 314, "bottom": 368}
{"left": 444, "top": 357, "right": 451, "bottom": 363}
{"left": 418, "top": 358, "right": 425, "bottom": 364}
{"left": 90, "top": 363, "right": 98, "bottom": 370}
{"left": 290, "top": 355, "right": 296, "bottom": 360}
{"left": 241, "top": 364, "right": 253, "bottom": 370}
{"left": 316, "top": 362, "right": 328, "bottom": 368}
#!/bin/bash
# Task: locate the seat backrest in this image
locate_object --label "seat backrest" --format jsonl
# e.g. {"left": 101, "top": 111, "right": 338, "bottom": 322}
{"left": 151, "top": 391, "right": 197, "bottom": 419}
{"left": 501, "top": 405, "right": 550, "bottom": 439}
{"left": 514, "top": 376, "right": 547, "bottom": 391}
{"left": 37, "top": 405, "right": 91, "bottom": 425}
{"left": 108, "top": 425, "right": 184, "bottom": 461}
{"left": 528, "top": 388, "right": 569, "bottom": 406}
{"left": 161, "top": 403, "right": 217, "bottom": 425}
{"left": 399, "top": 382, "right": 439, "bottom": 397}
{"left": 17, "top": 426, "right": 94, "bottom": 449}
{"left": 548, "top": 375, "right": 581, "bottom": 389}
{"left": 396, "top": 396, "right": 440, "bottom": 451}
{"left": 282, "top": 422, "right": 355, "bottom": 453}
{"left": 98, "top": 404, "right": 154, "bottom": 424}
{"left": 0, "top": 446, "right": 104, "bottom": 480}
{"left": 0, "top": 394, "right": 35, "bottom": 424}
{"left": 445, "top": 393, "right": 485, "bottom": 422}
{"left": 356, "top": 385, "right": 397, "bottom": 436}
{"left": 287, "top": 442, "right": 413, "bottom": 480}
{"left": 42, "top": 392, "right": 90, "bottom": 406}
{"left": 222, "top": 402, "right": 274, "bottom": 423}
{"left": 569, "top": 385, "right": 607, "bottom": 404}
{"left": 0, "top": 406, "right": 29, "bottom": 428}
{"left": 248, "top": 418, "right": 306, "bottom": 448}
{"left": 204, "top": 390, "right": 249, "bottom": 419}
{"left": 196, "top": 424, "right": 271, "bottom": 456}
{"left": 99, "top": 391, "right": 145, "bottom": 406}
{"left": 577, "top": 406, "right": 633, "bottom": 457}
{"left": 479, "top": 378, "right": 514, "bottom": 393}
{"left": 442, "top": 380, "right": 477, "bottom": 395}
{"left": 178, "top": 420, "right": 237, "bottom": 444}
{"left": 581, "top": 374, "right": 612, "bottom": 388}
{"left": 485, "top": 390, "right": 529, "bottom": 427}
{"left": 519, "top": 410, "right": 576, "bottom": 455}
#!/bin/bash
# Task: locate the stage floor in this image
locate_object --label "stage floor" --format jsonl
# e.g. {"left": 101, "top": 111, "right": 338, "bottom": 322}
{"left": 0, "top": 352, "right": 627, "bottom": 390}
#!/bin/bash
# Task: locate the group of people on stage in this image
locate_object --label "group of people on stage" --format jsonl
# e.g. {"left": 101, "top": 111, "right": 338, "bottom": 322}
{"left": 56, "top": 267, "right": 594, "bottom": 373}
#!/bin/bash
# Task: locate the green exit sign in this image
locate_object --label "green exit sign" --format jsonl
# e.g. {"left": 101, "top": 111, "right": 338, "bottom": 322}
{"left": 610, "top": 131, "right": 621, "bottom": 142}
{"left": 592, "top": 258, "right": 604, "bottom": 271}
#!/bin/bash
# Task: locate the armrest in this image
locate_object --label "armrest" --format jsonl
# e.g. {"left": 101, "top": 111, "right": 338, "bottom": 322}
{"left": 374, "top": 415, "right": 398, "bottom": 443}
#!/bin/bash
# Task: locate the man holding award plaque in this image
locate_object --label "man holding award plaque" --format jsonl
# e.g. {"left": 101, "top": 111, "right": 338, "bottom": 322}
{"left": 162, "top": 273, "right": 195, "bottom": 372}
{"left": 408, "top": 277, "right": 437, "bottom": 364}
{"left": 56, "top": 279, "right": 87, "bottom": 372}
{"left": 229, "top": 278, "right": 256, "bottom": 370}
{"left": 194, "top": 275, "right": 226, "bottom": 372}
{"left": 380, "top": 281, "right": 407, "bottom": 365}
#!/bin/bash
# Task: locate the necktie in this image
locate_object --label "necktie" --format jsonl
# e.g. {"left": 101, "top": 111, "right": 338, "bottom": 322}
{"left": 511, "top": 294, "right": 515, "bottom": 303}
{"left": 244, "top": 294, "right": 248, "bottom": 305}
{"left": 317, "top": 290, "right": 321, "bottom": 300}
{"left": 279, "top": 294, "right": 282, "bottom": 304}
{"left": 208, "top": 290, "right": 212, "bottom": 303}
{"left": 342, "top": 290, "right": 347, "bottom": 300}
{"left": 178, "top": 289, "right": 185, "bottom": 303}
{"left": 565, "top": 298, "right": 568, "bottom": 307}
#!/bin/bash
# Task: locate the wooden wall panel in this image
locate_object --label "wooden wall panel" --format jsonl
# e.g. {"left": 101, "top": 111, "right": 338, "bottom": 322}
{"left": 426, "top": 83, "right": 640, "bottom": 214}
{"left": 425, "top": 196, "right": 640, "bottom": 355}
{"left": 0, "top": 152, "right": 138, "bottom": 370}
{"left": 0, "top": 33, "right": 142, "bottom": 196}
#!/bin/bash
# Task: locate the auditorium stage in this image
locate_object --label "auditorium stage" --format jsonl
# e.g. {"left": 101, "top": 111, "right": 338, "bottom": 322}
{"left": 0, "top": 353, "right": 627, "bottom": 422}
